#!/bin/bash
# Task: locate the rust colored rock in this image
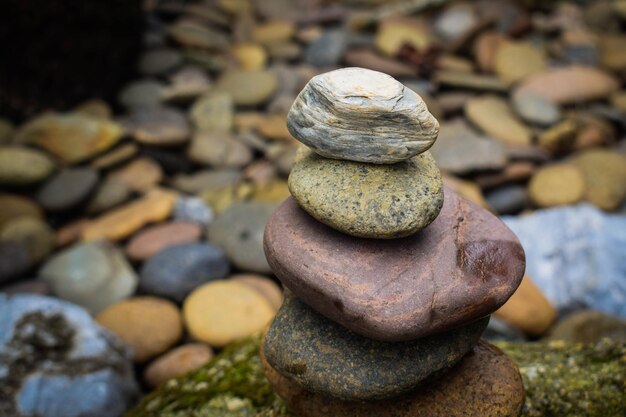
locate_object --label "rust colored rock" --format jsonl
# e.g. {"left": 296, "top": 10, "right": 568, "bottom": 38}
{"left": 264, "top": 187, "right": 525, "bottom": 341}
{"left": 262, "top": 340, "right": 525, "bottom": 417}
{"left": 125, "top": 222, "right": 202, "bottom": 261}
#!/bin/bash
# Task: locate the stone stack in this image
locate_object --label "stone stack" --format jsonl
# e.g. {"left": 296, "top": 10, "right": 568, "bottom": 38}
{"left": 261, "top": 68, "right": 527, "bottom": 416}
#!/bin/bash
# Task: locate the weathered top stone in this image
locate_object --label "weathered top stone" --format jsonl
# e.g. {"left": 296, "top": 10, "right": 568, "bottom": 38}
{"left": 287, "top": 67, "right": 439, "bottom": 164}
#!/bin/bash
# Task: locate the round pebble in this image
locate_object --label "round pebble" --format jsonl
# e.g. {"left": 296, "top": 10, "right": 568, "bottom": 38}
{"left": 144, "top": 343, "right": 213, "bottom": 388}
{"left": 126, "top": 222, "right": 202, "bottom": 261}
{"left": 231, "top": 274, "right": 283, "bottom": 311}
{"left": 0, "top": 146, "right": 55, "bottom": 185}
{"left": 529, "top": 164, "right": 585, "bottom": 208}
{"left": 215, "top": 69, "right": 278, "bottom": 106}
{"left": 36, "top": 167, "right": 99, "bottom": 211}
{"left": 183, "top": 280, "right": 275, "bottom": 347}
{"left": 574, "top": 149, "right": 626, "bottom": 211}
{"left": 96, "top": 296, "right": 183, "bottom": 363}
{"left": 512, "top": 92, "right": 561, "bottom": 126}
{"left": 0, "top": 217, "right": 55, "bottom": 262}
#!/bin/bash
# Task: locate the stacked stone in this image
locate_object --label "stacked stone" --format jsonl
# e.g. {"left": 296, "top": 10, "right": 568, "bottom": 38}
{"left": 262, "top": 68, "right": 526, "bottom": 417}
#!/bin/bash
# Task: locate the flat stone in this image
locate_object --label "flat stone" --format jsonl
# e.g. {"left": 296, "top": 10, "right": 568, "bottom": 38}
{"left": 434, "top": 71, "right": 508, "bottom": 92}
{"left": 121, "top": 107, "right": 190, "bottom": 146}
{"left": 215, "top": 70, "right": 278, "bottom": 106}
{"left": 0, "top": 194, "right": 42, "bottom": 229}
{"left": 288, "top": 146, "right": 443, "bottom": 238}
{"left": 90, "top": 144, "right": 138, "bottom": 169}
{"left": 430, "top": 119, "right": 507, "bottom": 174}
{"left": 264, "top": 339, "right": 524, "bottom": 417}
{"left": 547, "top": 310, "right": 626, "bottom": 343}
{"left": 82, "top": 189, "right": 178, "bottom": 241}
{"left": 264, "top": 293, "right": 488, "bottom": 401}
{"left": 144, "top": 343, "right": 213, "bottom": 388}
{"left": 232, "top": 43, "right": 268, "bottom": 71}
{"left": 138, "top": 48, "right": 182, "bottom": 76}
{"left": 86, "top": 178, "right": 132, "bottom": 214}
{"left": 96, "top": 296, "right": 183, "bottom": 363}
{"left": 528, "top": 164, "right": 585, "bottom": 208}
{"left": 36, "top": 168, "right": 99, "bottom": 211}
{"left": 264, "top": 188, "right": 525, "bottom": 341}
{"left": 375, "top": 17, "right": 434, "bottom": 57}
{"left": 231, "top": 274, "right": 283, "bottom": 311}
{"left": 574, "top": 149, "right": 626, "bottom": 211}
{"left": 172, "top": 196, "right": 214, "bottom": 227}
{"left": 190, "top": 92, "right": 234, "bottom": 133}
{"left": 208, "top": 202, "right": 276, "bottom": 273}
{"left": 140, "top": 243, "right": 230, "bottom": 302}
{"left": 465, "top": 95, "right": 532, "bottom": 146}
{"left": 288, "top": 67, "right": 439, "bottom": 164}
{"left": 108, "top": 157, "right": 163, "bottom": 192}
{"left": 0, "top": 147, "right": 56, "bottom": 185}
{"left": 494, "top": 41, "right": 546, "bottom": 84}
{"left": 0, "top": 217, "right": 55, "bottom": 262}
{"left": 14, "top": 113, "right": 123, "bottom": 164}
{"left": 513, "top": 66, "right": 619, "bottom": 104}
{"left": 511, "top": 92, "right": 561, "bottom": 126}
{"left": 162, "top": 67, "right": 212, "bottom": 102}
{"left": 125, "top": 222, "right": 202, "bottom": 261}
{"left": 434, "top": 3, "right": 479, "bottom": 42}
{"left": 187, "top": 132, "right": 252, "bottom": 168}
{"left": 167, "top": 19, "right": 229, "bottom": 50}
{"left": 39, "top": 240, "right": 138, "bottom": 314}
{"left": 183, "top": 280, "right": 275, "bottom": 347}
{"left": 0, "top": 294, "right": 138, "bottom": 417}
{"left": 118, "top": 80, "right": 165, "bottom": 110}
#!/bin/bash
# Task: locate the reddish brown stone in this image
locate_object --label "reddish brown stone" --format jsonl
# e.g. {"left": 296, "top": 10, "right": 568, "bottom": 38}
{"left": 263, "top": 187, "right": 525, "bottom": 341}
{"left": 125, "top": 222, "right": 202, "bottom": 261}
{"left": 262, "top": 340, "right": 525, "bottom": 417}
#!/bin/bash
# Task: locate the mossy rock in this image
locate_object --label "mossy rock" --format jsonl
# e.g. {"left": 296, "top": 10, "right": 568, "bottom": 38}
{"left": 126, "top": 335, "right": 625, "bottom": 417}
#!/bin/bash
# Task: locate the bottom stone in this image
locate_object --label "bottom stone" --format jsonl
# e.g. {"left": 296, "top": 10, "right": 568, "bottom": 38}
{"left": 262, "top": 341, "right": 524, "bottom": 417}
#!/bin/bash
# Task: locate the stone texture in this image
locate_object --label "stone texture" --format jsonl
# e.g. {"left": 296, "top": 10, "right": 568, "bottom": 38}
{"left": 144, "top": 343, "right": 213, "bottom": 388}
{"left": 0, "top": 147, "right": 55, "bottom": 185}
{"left": 82, "top": 189, "right": 177, "bottom": 241}
{"left": 264, "top": 293, "right": 489, "bottom": 401}
{"left": 465, "top": 95, "right": 532, "bottom": 146}
{"left": 287, "top": 67, "right": 439, "bottom": 164}
{"left": 513, "top": 66, "right": 619, "bottom": 105}
{"left": 495, "top": 276, "right": 557, "bottom": 336}
{"left": 264, "top": 339, "right": 524, "bottom": 417}
{"left": 528, "top": 164, "right": 585, "bottom": 208}
{"left": 125, "top": 222, "right": 202, "bottom": 261}
{"left": 264, "top": 188, "right": 525, "bottom": 342}
{"left": 208, "top": 202, "right": 275, "bottom": 273}
{"left": 183, "top": 280, "right": 275, "bottom": 347}
{"left": 0, "top": 294, "right": 138, "bottom": 417}
{"left": 288, "top": 146, "right": 443, "bottom": 238}
{"left": 39, "top": 240, "right": 138, "bottom": 314}
{"left": 36, "top": 168, "right": 99, "bottom": 211}
{"left": 96, "top": 296, "right": 183, "bottom": 363}
{"left": 140, "top": 243, "right": 230, "bottom": 303}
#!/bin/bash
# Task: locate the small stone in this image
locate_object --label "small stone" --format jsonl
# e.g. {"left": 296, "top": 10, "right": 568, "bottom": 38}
{"left": 484, "top": 185, "right": 529, "bottom": 215}
{"left": 86, "top": 178, "right": 133, "bottom": 214}
{"left": 126, "top": 222, "right": 202, "bottom": 261}
{"left": 287, "top": 67, "right": 439, "bottom": 164}
{"left": 167, "top": 19, "right": 230, "bottom": 50}
{"left": 430, "top": 119, "right": 507, "bottom": 174}
{"left": 574, "top": 149, "right": 626, "bottom": 211}
{"left": 140, "top": 243, "right": 230, "bottom": 302}
{"left": 0, "top": 217, "right": 55, "bottom": 262}
{"left": 96, "top": 296, "right": 183, "bottom": 363}
{"left": 138, "top": 48, "right": 182, "bottom": 76}
{"left": 231, "top": 274, "right": 283, "bottom": 311}
{"left": 187, "top": 132, "right": 253, "bottom": 168}
{"left": 264, "top": 339, "right": 524, "bottom": 417}
{"left": 39, "top": 240, "right": 138, "bottom": 313}
{"left": 173, "top": 196, "right": 214, "bottom": 227}
{"left": 118, "top": 79, "right": 165, "bottom": 110}
{"left": 251, "top": 20, "right": 295, "bottom": 45}
{"left": 0, "top": 194, "right": 43, "bottom": 229}
{"left": 144, "top": 343, "right": 213, "bottom": 388}
{"left": 232, "top": 43, "right": 268, "bottom": 70}
{"left": 547, "top": 310, "right": 626, "bottom": 343}
{"left": 511, "top": 92, "right": 561, "bottom": 126}
{"left": 0, "top": 294, "right": 137, "bottom": 417}
{"left": 90, "top": 143, "right": 139, "bottom": 169}
{"left": 161, "top": 67, "right": 211, "bottom": 102}
{"left": 434, "top": 3, "right": 479, "bottom": 42}
{"left": 344, "top": 49, "right": 416, "bottom": 77}
{"left": 36, "top": 168, "right": 99, "bottom": 211}
{"left": 0, "top": 146, "right": 55, "bottom": 185}
{"left": 82, "top": 189, "right": 178, "bottom": 241}
{"left": 171, "top": 169, "right": 241, "bottom": 194}
{"left": 473, "top": 31, "right": 508, "bottom": 72}
{"left": 434, "top": 71, "right": 508, "bottom": 92}
{"left": 465, "top": 95, "right": 532, "bottom": 146}
{"left": 215, "top": 70, "right": 278, "bottom": 106}
{"left": 121, "top": 107, "right": 190, "bottom": 146}
{"left": 190, "top": 92, "right": 234, "bottom": 133}
{"left": 305, "top": 29, "right": 347, "bottom": 67}
{"left": 14, "top": 113, "right": 124, "bottom": 164}
{"left": 495, "top": 275, "right": 557, "bottom": 336}
{"left": 208, "top": 202, "right": 276, "bottom": 273}
{"left": 375, "top": 17, "right": 434, "bottom": 57}
{"left": 183, "top": 280, "right": 275, "bottom": 347}
{"left": 265, "top": 189, "right": 525, "bottom": 341}
{"left": 514, "top": 66, "right": 619, "bottom": 104}
{"left": 108, "top": 157, "right": 163, "bottom": 192}
{"left": 289, "top": 146, "right": 443, "bottom": 238}
{"left": 494, "top": 41, "right": 546, "bottom": 84}
{"left": 528, "top": 164, "right": 585, "bottom": 208}
{"left": 264, "top": 293, "right": 489, "bottom": 401}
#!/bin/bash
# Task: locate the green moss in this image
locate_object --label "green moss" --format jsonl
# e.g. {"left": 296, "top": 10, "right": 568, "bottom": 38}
{"left": 497, "top": 339, "right": 626, "bottom": 417}
{"left": 127, "top": 336, "right": 625, "bottom": 417}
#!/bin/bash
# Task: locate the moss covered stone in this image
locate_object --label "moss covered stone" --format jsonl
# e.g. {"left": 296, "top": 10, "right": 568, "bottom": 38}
{"left": 127, "top": 335, "right": 625, "bottom": 417}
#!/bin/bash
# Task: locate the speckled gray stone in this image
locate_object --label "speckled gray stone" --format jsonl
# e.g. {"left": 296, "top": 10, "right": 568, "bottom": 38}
{"left": 288, "top": 145, "right": 443, "bottom": 238}
{"left": 287, "top": 67, "right": 439, "bottom": 164}
{"left": 264, "top": 293, "right": 489, "bottom": 401}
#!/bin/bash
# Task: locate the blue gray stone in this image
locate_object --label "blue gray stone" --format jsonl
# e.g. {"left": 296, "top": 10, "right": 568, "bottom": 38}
{"left": 173, "top": 196, "right": 214, "bottom": 227}
{"left": 0, "top": 294, "right": 137, "bottom": 417}
{"left": 140, "top": 243, "right": 230, "bottom": 302}
{"left": 503, "top": 204, "right": 626, "bottom": 317}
